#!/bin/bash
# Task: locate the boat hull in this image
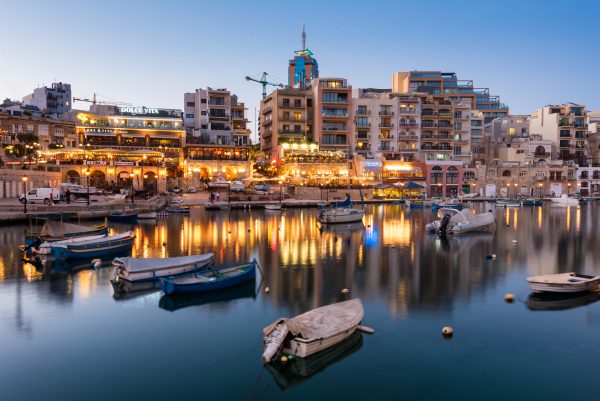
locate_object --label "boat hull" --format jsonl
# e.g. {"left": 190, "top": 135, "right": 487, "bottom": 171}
{"left": 166, "top": 207, "right": 190, "bottom": 213}
{"left": 51, "top": 237, "right": 134, "bottom": 259}
{"left": 527, "top": 273, "right": 600, "bottom": 293}
{"left": 317, "top": 209, "right": 365, "bottom": 224}
{"left": 160, "top": 262, "right": 256, "bottom": 295}
{"left": 527, "top": 282, "right": 600, "bottom": 293}
{"left": 25, "top": 225, "right": 108, "bottom": 246}
{"left": 283, "top": 326, "right": 359, "bottom": 358}
{"left": 108, "top": 214, "right": 138, "bottom": 223}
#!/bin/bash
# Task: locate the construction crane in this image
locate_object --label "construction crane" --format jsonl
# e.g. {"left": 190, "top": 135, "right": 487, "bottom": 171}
{"left": 245, "top": 72, "right": 284, "bottom": 99}
{"left": 73, "top": 93, "right": 132, "bottom": 106}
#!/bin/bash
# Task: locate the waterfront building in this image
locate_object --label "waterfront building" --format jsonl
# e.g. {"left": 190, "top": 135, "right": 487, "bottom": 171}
{"left": 529, "top": 104, "right": 589, "bottom": 165}
{"left": 288, "top": 26, "right": 319, "bottom": 87}
{"left": 183, "top": 88, "right": 251, "bottom": 146}
{"left": 586, "top": 110, "right": 600, "bottom": 165}
{"left": 425, "top": 160, "right": 463, "bottom": 197}
{"left": 311, "top": 77, "right": 353, "bottom": 154}
{"left": 0, "top": 111, "right": 77, "bottom": 153}
{"left": 576, "top": 164, "right": 600, "bottom": 196}
{"left": 392, "top": 71, "right": 508, "bottom": 123}
{"left": 470, "top": 111, "right": 486, "bottom": 164}
{"left": 22, "top": 82, "right": 72, "bottom": 116}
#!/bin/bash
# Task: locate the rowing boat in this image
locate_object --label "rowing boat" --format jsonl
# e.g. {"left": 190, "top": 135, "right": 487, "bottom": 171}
{"left": 526, "top": 272, "right": 600, "bottom": 293}
{"left": 111, "top": 253, "right": 214, "bottom": 283}
{"left": 37, "top": 231, "right": 134, "bottom": 259}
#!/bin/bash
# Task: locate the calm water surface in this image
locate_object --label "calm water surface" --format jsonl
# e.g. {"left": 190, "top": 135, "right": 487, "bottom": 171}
{"left": 1, "top": 203, "right": 600, "bottom": 401}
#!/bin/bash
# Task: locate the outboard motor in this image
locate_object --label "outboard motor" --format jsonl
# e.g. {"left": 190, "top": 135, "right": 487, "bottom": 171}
{"left": 439, "top": 213, "right": 452, "bottom": 237}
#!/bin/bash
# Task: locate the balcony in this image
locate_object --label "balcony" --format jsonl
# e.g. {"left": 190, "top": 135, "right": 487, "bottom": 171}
{"left": 209, "top": 114, "right": 230, "bottom": 120}
{"left": 379, "top": 122, "right": 393, "bottom": 128}
{"left": 355, "top": 123, "right": 371, "bottom": 128}
{"left": 280, "top": 103, "right": 304, "bottom": 109}
{"left": 379, "top": 134, "right": 395, "bottom": 141}
{"left": 399, "top": 122, "right": 418, "bottom": 127}
{"left": 439, "top": 112, "right": 452, "bottom": 117}
{"left": 280, "top": 129, "right": 306, "bottom": 135}
{"left": 355, "top": 109, "right": 371, "bottom": 116}
{"left": 322, "top": 112, "right": 349, "bottom": 118}
{"left": 357, "top": 133, "right": 370, "bottom": 140}
{"left": 399, "top": 108, "right": 417, "bottom": 114}
{"left": 280, "top": 117, "right": 306, "bottom": 123}
{"left": 421, "top": 122, "right": 437, "bottom": 128}
{"left": 262, "top": 119, "right": 272, "bottom": 126}
{"left": 379, "top": 110, "right": 394, "bottom": 116}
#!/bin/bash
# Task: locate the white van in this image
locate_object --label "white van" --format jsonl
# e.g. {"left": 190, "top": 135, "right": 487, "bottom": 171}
{"left": 19, "top": 188, "right": 62, "bottom": 205}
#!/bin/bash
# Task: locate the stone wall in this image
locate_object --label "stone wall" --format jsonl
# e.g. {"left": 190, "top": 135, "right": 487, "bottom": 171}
{"left": 0, "top": 169, "right": 62, "bottom": 198}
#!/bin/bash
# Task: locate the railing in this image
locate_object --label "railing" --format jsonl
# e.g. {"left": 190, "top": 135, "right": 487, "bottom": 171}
{"left": 399, "top": 122, "right": 419, "bottom": 127}
{"left": 399, "top": 108, "right": 417, "bottom": 114}
{"left": 322, "top": 112, "right": 349, "bottom": 118}
{"left": 355, "top": 123, "right": 371, "bottom": 128}
{"left": 378, "top": 111, "right": 394, "bottom": 116}
{"left": 355, "top": 109, "right": 371, "bottom": 115}
{"left": 379, "top": 122, "right": 393, "bottom": 128}
{"left": 379, "top": 135, "right": 395, "bottom": 140}
{"left": 280, "top": 130, "right": 306, "bottom": 135}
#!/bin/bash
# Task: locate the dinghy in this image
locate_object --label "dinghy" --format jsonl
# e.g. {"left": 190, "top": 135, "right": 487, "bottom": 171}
{"left": 37, "top": 231, "right": 134, "bottom": 259}
{"left": 495, "top": 200, "right": 520, "bottom": 208}
{"left": 25, "top": 220, "right": 108, "bottom": 245}
{"left": 137, "top": 211, "right": 157, "bottom": 219}
{"left": 111, "top": 253, "right": 214, "bottom": 283}
{"left": 160, "top": 260, "right": 257, "bottom": 295}
{"left": 526, "top": 272, "right": 600, "bottom": 293}
{"left": 265, "top": 204, "right": 282, "bottom": 211}
{"left": 432, "top": 199, "right": 463, "bottom": 211}
{"left": 262, "top": 298, "right": 364, "bottom": 364}
{"left": 426, "top": 208, "right": 495, "bottom": 235}
{"left": 317, "top": 208, "right": 364, "bottom": 224}
{"left": 550, "top": 195, "right": 581, "bottom": 206}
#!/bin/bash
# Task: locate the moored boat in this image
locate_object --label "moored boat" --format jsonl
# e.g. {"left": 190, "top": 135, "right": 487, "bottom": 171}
{"left": 426, "top": 208, "right": 495, "bottom": 235}
{"left": 262, "top": 298, "right": 364, "bottom": 364}
{"left": 432, "top": 199, "right": 463, "bottom": 211}
{"left": 166, "top": 206, "right": 191, "bottom": 213}
{"left": 495, "top": 199, "right": 521, "bottom": 208}
{"left": 550, "top": 195, "right": 581, "bottom": 206}
{"left": 137, "top": 211, "right": 157, "bottom": 219}
{"left": 160, "top": 260, "right": 257, "bottom": 295}
{"left": 111, "top": 253, "right": 214, "bottom": 283}
{"left": 109, "top": 212, "right": 138, "bottom": 223}
{"left": 265, "top": 204, "right": 282, "bottom": 211}
{"left": 317, "top": 208, "right": 364, "bottom": 224}
{"left": 526, "top": 272, "right": 600, "bottom": 293}
{"left": 521, "top": 198, "right": 543, "bottom": 206}
{"left": 37, "top": 231, "right": 135, "bottom": 259}
{"left": 25, "top": 220, "right": 108, "bottom": 246}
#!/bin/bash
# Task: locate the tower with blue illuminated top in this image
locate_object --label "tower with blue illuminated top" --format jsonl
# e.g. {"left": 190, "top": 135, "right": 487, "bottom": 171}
{"left": 288, "top": 25, "right": 319, "bottom": 88}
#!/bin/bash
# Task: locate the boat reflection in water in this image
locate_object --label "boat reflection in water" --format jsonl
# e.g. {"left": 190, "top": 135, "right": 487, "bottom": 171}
{"left": 159, "top": 280, "right": 256, "bottom": 312}
{"left": 265, "top": 331, "right": 363, "bottom": 390}
{"left": 112, "top": 279, "right": 162, "bottom": 301}
{"left": 526, "top": 291, "right": 600, "bottom": 311}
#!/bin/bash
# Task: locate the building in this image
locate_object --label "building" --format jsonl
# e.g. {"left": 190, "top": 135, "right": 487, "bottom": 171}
{"left": 586, "top": 110, "right": 600, "bottom": 164}
{"left": 288, "top": 25, "right": 319, "bottom": 87}
{"left": 529, "top": 104, "right": 588, "bottom": 165}
{"left": 311, "top": 78, "right": 353, "bottom": 154}
{"left": 485, "top": 115, "right": 529, "bottom": 142}
{"left": 22, "top": 82, "right": 72, "bottom": 116}
{"left": 470, "top": 111, "right": 486, "bottom": 164}
{"left": 391, "top": 71, "right": 508, "bottom": 123}
{"left": 183, "top": 88, "right": 251, "bottom": 146}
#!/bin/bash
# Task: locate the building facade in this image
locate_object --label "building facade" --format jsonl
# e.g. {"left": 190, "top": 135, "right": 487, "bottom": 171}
{"left": 22, "top": 82, "right": 72, "bottom": 116}
{"left": 311, "top": 78, "right": 353, "bottom": 154}
{"left": 0, "top": 111, "right": 77, "bottom": 154}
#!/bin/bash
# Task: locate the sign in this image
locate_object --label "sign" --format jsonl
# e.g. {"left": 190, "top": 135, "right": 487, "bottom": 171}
{"left": 84, "top": 128, "right": 117, "bottom": 134}
{"left": 85, "top": 160, "right": 107, "bottom": 166}
{"left": 114, "top": 161, "right": 135, "bottom": 166}
{"left": 118, "top": 106, "right": 159, "bottom": 116}
{"left": 363, "top": 161, "right": 382, "bottom": 168}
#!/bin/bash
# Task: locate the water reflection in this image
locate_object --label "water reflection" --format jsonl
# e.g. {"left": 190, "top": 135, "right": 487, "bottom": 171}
{"left": 159, "top": 281, "right": 256, "bottom": 312}
{"left": 526, "top": 291, "right": 600, "bottom": 311}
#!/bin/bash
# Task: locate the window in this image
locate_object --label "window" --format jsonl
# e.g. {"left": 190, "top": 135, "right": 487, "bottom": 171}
{"left": 186, "top": 101, "right": 195, "bottom": 107}
{"left": 356, "top": 117, "right": 368, "bottom": 127}
{"left": 294, "top": 112, "right": 302, "bottom": 121}
{"left": 201, "top": 124, "right": 207, "bottom": 129}
{"left": 282, "top": 98, "right": 290, "bottom": 107}
{"left": 294, "top": 125, "right": 302, "bottom": 133}
{"left": 38, "top": 125, "right": 49, "bottom": 136}
{"left": 201, "top": 111, "right": 207, "bottom": 116}
{"left": 357, "top": 105, "right": 367, "bottom": 114}
{"left": 509, "top": 127, "right": 515, "bottom": 135}
{"left": 185, "top": 113, "right": 194, "bottom": 118}
{"left": 294, "top": 99, "right": 301, "bottom": 108}
{"left": 200, "top": 99, "right": 207, "bottom": 103}
{"left": 560, "top": 130, "right": 571, "bottom": 137}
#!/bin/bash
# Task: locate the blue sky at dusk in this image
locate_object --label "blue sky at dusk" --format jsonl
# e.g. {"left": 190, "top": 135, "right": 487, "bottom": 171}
{"left": 2, "top": 0, "right": 599, "bottom": 133}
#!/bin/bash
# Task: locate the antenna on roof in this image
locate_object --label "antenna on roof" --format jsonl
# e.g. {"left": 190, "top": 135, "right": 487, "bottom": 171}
{"left": 301, "top": 23, "right": 306, "bottom": 51}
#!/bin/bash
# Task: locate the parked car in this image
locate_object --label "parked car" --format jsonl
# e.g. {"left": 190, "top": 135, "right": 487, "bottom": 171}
{"left": 19, "top": 188, "right": 63, "bottom": 205}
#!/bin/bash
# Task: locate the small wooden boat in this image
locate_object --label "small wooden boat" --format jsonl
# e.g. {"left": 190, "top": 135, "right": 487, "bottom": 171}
{"left": 137, "top": 211, "right": 157, "bottom": 219}
{"left": 265, "top": 204, "right": 282, "bottom": 211}
{"left": 109, "top": 212, "right": 138, "bottom": 223}
{"left": 37, "top": 231, "right": 135, "bottom": 259}
{"left": 495, "top": 200, "right": 521, "bottom": 208}
{"left": 111, "top": 253, "right": 214, "bottom": 283}
{"left": 166, "top": 206, "right": 190, "bottom": 213}
{"left": 25, "top": 220, "right": 108, "bottom": 246}
{"left": 550, "top": 195, "right": 581, "bottom": 206}
{"left": 526, "top": 272, "right": 600, "bottom": 293}
{"left": 262, "top": 298, "right": 364, "bottom": 364}
{"left": 317, "top": 208, "right": 364, "bottom": 224}
{"left": 426, "top": 208, "right": 495, "bottom": 235}
{"left": 160, "top": 260, "right": 257, "bottom": 295}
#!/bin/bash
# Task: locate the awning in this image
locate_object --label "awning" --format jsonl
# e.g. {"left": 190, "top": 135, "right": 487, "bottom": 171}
{"left": 404, "top": 181, "right": 425, "bottom": 189}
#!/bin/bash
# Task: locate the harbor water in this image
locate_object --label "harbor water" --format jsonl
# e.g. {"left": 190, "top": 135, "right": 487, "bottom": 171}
{"left": 1, "top": 203, "right": 599, "bottom": 400}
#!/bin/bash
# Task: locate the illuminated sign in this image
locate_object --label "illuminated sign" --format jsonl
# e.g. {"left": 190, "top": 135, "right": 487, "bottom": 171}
{"left": 364, "top": 161, "right": 382, "bottom": 168}
{"left": 114, "top": 161, "right": 135, "bottom": 166}
{"left": 118, "top": 106, "right": 160, "bottom": 116}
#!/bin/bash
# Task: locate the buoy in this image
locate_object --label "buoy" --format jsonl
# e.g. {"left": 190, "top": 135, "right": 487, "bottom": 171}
{"left": 512, "top": 240, "right": 518, "bottom": 244}
{"left": 287, "top": 355, "right": 295, "bottom": 360}
{"left": 264, "top": 286, "right": 270, "bottom": 294}
{"left": 228, "top": 230, "right": 231, "bottom": 234}
{"left": 492, "top": 254, "right": 497, "bottom": 260}
{"left": 367, "top": 225, "right": 371, "bottom": 228}
{"left": 442, "top": 326, "right": 454, "bottom": 338}
{"left": 162, "top": 241, "right": 167, "bottom": 246}
{"left": 504, "top": 293, "right": 515, "bottom": 303}
{"left": 280, "top": 356, "right": 288, "bottom": 363}
{"left": 341, "top": 288, "right": 349, "bottom": 294}
{"left": 91, "top": 259, "right": 101, "bottom": 268}
{"left": 248, "top": 229, "right": 251, "bottom": 232}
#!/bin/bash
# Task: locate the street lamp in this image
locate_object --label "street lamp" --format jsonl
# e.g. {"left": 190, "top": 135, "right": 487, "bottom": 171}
{"left": 567, "top": 182, "right": 572, "bottom": 196}
{"left": 514, "top": 182, "right": 518, "bottom": 198}
{"left": 84, "top": 170, "right": 91, "bottom": 206}
{"left": 22, "top": 176, "right": 28, "bottom": 214}
{"left": 538, "top": 183, "right": 543, "bottom": 198}
{"left": 129, "top": 172, "right": 135, "bottom": 204}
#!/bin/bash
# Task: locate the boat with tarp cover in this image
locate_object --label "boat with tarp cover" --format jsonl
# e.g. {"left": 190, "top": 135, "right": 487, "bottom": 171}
{"left": 111, "top": 253, "right": 214, "bottom": 283}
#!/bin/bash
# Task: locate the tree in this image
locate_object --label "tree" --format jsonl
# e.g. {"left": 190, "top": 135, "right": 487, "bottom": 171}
{"left": 16, "top": 133, "right": 39, "bottom": 144}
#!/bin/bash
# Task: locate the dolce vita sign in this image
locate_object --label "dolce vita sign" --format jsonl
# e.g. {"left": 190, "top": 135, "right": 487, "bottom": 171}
{"left": 118, "top": 106, "right": 160, "bottom": 116}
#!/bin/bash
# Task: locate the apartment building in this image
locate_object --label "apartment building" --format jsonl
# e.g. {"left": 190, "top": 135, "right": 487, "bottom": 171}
{"left": 392, "top": 71, "right": 508, "bottom": 123}
{"left": 311, "top": 78, "right": 353, "bottom": 154}
{"left": 587, "top": 110, "right": 600, "bottom": 164}
{"left": 183, "top": 88, "right": 251, "bottom": 146}
{"left": 22, "top": 82, "right": 72, "bottom": 116}
{"left": 0, "top": 111, "right": 77, "bottom": 151}
{"left": 529, "top": 104, "right": 588, "bottom": 165}
{"left": 485, "top": 115, "right": 529, "bottom": 141}
{"left": 470, "top": 111, "right": 486, "bottom": 164}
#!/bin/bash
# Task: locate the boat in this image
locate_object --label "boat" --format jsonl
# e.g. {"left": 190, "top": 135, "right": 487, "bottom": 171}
{"left": 265, "top": 331, "right": 363, "bottom": 390}
{"left": 262, "top": 298, "right": 364, "bottom": 364}
{"left": 137, "top": 211, "right": 157, "bottom": 219}
{"left": 426, "top": 208, "right": 495, "bottom": 235}
{"left": 317, "top": 194, "right": 364, "bottom": 224}
{"left": 25, "top": 220, "right": 108, "bottom": 246}
{"left": 526, "top": 272, "right": 600, "bottom": 293}
{"left": 405, "top": 199, "right": 433, "bottom": 208}
{"left": 108, "top": 212, "right": 138, "bottom": 223}
{"left": 111, "top": 253, "right": 214, "bottom": 283}
{"left": 550, "top": 194, "right": 582, "bottom": 206}
{"left": 166, "top": 206, "right": 191, "bottom": 213}
{"left": 521, "top": 198, "right": 543, "bottom": 206}
{"left": 254, "top": 184, "right": 271, "bottom": 192}
{"left": 37, "top": 231, "right": 135, "bottom": 259}
{"left": 432, "top": 198, "right": 463, "bottom": 211}
{"left": 160, "top": 260, "right": 257, "bottom": 295}
{"left": 265, "top": 204, "right": 282, "bottom": 211}
{"left": 159, "top": 281, "right": 256, "bottom": 312}
{"left": 495, "top": 199, "right": 521, "bottom": 208}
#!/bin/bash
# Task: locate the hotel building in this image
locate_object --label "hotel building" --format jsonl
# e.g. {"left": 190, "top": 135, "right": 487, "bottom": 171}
{"left": 529, "top": 104, "right": 589, "bottom": 165}
{"left": 392, "top": 71, "right": 508, "bottom": 123}
{"left": 311, "top": 78, "right": 353, "bottom": 154}
{"left": 22, "top": 82, "right": 72, "bottom": 116}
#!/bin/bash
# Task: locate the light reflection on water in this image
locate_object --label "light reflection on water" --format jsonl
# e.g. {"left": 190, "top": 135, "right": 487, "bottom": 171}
{"left": 1, "top": 203, "right": 600, "bottom": 400}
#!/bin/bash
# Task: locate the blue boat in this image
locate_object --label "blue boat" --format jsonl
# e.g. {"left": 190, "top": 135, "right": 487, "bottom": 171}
{"left": 160, "top": 259, "right": 257, "bottom": 295}
{"left": 109, "top": 212, "right": 138, "bottom": 223}
{"left": 37, "top": 231, "right": 135, "bottom": 259}
{"left": 25, "top": 220, "right": 109, "bottom": 246}
{"left": 522, "top": 198, "right": 543, "bottom": 206}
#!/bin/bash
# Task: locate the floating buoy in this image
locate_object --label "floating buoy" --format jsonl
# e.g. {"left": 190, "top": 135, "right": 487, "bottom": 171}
{"left": 228, "top": 230, "right": 231, "bottom": 234}
{"left": 442, "top": 326, "right": 454, "bottom": 338}
{"left": 91, "top": 259, "right": 101, "bottom": 268}
{"left": 287, "top": 355, "right": 295, "bottom": 360}
{"left": 248, "top": 229, "right": 251, "bottom": 232}
{"left": 264, "top": 286, "right": 270, "bottom": 294}
{"left": 341, "top": 288, "right": 349, "bottom": 294}
{"left": 492, "top": 254, "right": 497, "bottom": 260}
{"left": 512, "top": 240, "right": 518, "bottom": 244}
{"left": 486, "top": 254, "right": 496, "bottom": 260}
{"left": 504, "top": 293, "right": 515, "bottom": 303}
{"left": 280, "top": 356, "right": 288, "bottom": 363}
{"left": 367, "top": 225, "right": 371, "bottom": 228}
{"left": 162, "top": 241, "right": 167, "bottom": 246}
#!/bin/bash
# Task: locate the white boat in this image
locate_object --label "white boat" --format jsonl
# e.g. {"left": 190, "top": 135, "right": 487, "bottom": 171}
{"left": 262, "top": 299, "right": 364, "bottom": 363}
{"left": 265, "top": 204, "right": 282, "bottom": 211}
{"left": 527, "top": 273, "right": 600, "bottom": 293}
{"left": 495, "top": 200, "right": 521, "bottom": 207}
{"left": 426, "top": 208, "right": 495, "bottom": 235}
{"left": 138, "top": 212, "right": 157, "bottom": 219}
{"left": 317, "top": 208, "right": 365, "bottom": 224}
{"left": 111, "top": 253, "right": 214, "bottom": 283}
{"left": 550, "top": 194, "right": 581, "bottom": 206}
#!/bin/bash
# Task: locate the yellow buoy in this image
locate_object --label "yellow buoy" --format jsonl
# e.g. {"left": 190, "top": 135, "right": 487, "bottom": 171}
{"left": 442, "top": 326, "right": 454, "bottom": 338}
{"left": 280, "top": 356, "right": 288, "bottom": 363}
{"left": 504, "top": 293, "right": 515, "bottom": 303}
{"left": 341, "top": 288, "right": 349, "bottom": 294}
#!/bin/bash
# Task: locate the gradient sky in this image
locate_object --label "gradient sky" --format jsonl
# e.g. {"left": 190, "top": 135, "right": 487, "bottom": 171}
{"left": 2, "top": 0, "right": 599, "bottom": 138}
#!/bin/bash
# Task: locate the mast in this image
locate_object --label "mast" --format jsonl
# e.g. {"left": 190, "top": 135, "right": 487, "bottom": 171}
{"left": 301, "top": 24, "right": 306, "bottom": 51}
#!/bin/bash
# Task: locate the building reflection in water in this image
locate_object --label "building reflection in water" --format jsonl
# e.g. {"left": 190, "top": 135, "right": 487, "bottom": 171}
{"left": 2, "top": 204, "right": 600, "bottom": 332}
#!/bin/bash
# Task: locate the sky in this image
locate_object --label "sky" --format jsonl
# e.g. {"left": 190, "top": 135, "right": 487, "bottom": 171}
{"left": 2, "top": 0, "right": 599, "bottom": 139}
